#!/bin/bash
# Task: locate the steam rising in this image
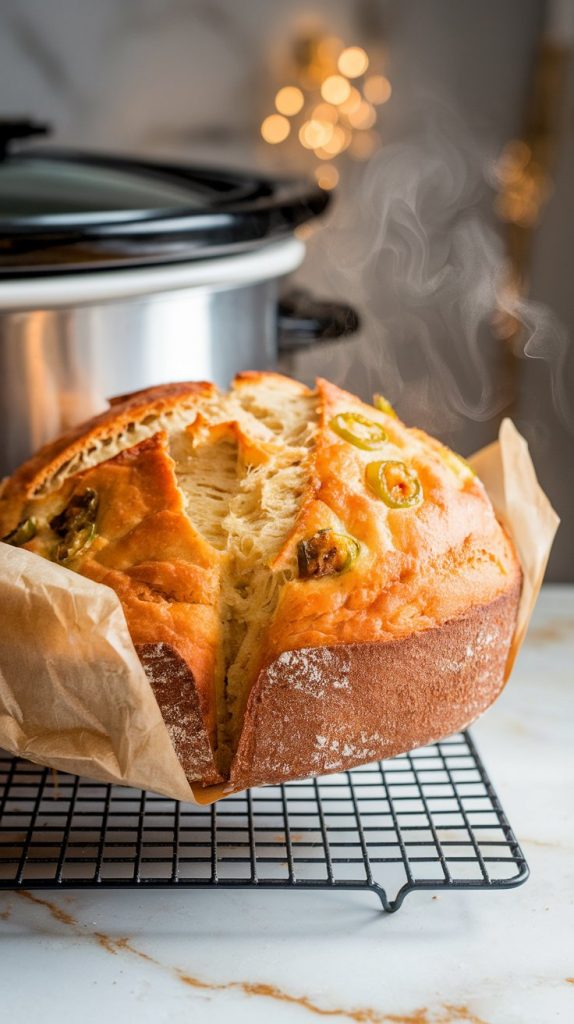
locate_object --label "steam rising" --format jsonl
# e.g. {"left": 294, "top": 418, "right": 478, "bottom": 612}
{"left": 301, "top": 102, "right": 572, "bottom": 439}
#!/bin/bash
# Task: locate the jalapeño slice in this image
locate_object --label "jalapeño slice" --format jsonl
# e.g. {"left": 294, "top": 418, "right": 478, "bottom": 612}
{"left": 373, "top": 394, "right": 397, "bottom": 418}
{"left": 50, "top": 488, "right": 98, "bottom": 565}
{"left": 365, "top": 460, "right": 422, "bottom": 509}
{"left": 2, "top": 517, "right": 37, "bottom": 547}
{"left": 330, "top": 412, "right": 387, "bottom": 450}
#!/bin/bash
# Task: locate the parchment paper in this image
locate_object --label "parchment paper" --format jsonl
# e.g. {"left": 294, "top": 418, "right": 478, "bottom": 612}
{"left": 468, "top": 419, "right": 560, "bottom": 677}
{"left": 0, "top": 418, "right": 559, "bottom": 803}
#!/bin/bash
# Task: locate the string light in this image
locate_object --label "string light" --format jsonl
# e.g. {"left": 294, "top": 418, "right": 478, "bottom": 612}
{"left": 314, "top": 164, "right": 340, "bottom": 190}
{"left": 260, "top": 34, "right": 391, "bottom": 175}
{"left": 496, "top": 140, "right": 531, "bottom": 185}
{"left": 363, "top": 74, "right": 392, "bottom": 105}
{"left": 347, "top": 100, "right": 376, "bottom": 130}
{"left": 494, "top": 140, "right": 547, "bottom": 228}
{"left": 315, "top": 125, "right": 349, "bottom": 158}
{"left": 260, "top": 114, "right": 291, "bottom": 143}
{"left": 299, "top": 119, "right": 334, "bottom": 150}
{"left": 338, "top": 46, "right": 369, "bottom": 78}
{"left": 311, "top": 102, "right": 338, "bottom": 124}
{"left": 275, "top": 86, "right": 304, "bottom": 116}
{"left": 321, "top": 74, "right": 351, "bottom": 105}
{"left": 338, "top": 86, "right": 362, "bottom": 116}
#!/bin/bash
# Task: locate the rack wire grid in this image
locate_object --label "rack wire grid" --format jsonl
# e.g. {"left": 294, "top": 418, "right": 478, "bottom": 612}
{"left": 0, "top": 730, "right": 528, "bottom": 912}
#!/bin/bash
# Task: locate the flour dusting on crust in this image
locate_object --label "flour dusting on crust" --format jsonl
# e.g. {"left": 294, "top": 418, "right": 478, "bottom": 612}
{"left": 265, "top": 647, "right": 351, "bottom": 699}
{"left": 137, "top": 643, "right": 221, "bottom": 785}
{"left": 230, "top": 588, "right": 520, "bottom": 789}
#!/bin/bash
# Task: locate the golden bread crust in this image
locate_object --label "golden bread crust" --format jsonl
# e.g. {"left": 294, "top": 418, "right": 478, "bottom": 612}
{"left": 232, "top": 584, "right": 520, "bottom": 788}
{"left": 0, "top": 381, "right": 214, "bottom": 533}
{"left": 23, "top": 431, "right": 222, "bottom": 745}
{"left": 0, "top": 373, "right": 522, "bottom": 790}
{"left": 264, "top": 376, "right": 519, "bottom": 658}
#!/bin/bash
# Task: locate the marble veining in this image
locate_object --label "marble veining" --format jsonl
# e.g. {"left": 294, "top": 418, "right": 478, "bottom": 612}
{"left": 7, "top": 892, "right": 492, "bottom": 1024}
{"left": 1, "top": 584, "right": 574, "bottom": 1024}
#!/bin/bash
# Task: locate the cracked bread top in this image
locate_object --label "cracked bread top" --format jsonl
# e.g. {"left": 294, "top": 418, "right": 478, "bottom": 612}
{"left": 0, "top": 372, "right": 520, "bottom": 783}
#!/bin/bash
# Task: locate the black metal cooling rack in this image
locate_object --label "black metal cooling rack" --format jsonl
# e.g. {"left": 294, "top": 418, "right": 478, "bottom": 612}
{"left": 0, "top": 730, "right": 528, "bottom": 912}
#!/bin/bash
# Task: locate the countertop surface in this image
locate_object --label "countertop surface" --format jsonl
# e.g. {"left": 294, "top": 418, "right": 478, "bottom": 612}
{"left": 1, "top": 584, "right": 573, "bottom": 1024}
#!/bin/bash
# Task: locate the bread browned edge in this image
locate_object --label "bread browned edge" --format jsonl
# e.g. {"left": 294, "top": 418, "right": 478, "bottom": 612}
{"left": 0, "top": 381, "right": 213, "bottom": 533}
{"left": 136, "top": 644, "right": 222, "bottom": 785}
{"left": 228, "top": 580, "right": 521, "bottom": 790}
{"left": 0, "top": 382, "right": 222, "bottom": 788}
{"left": 1, "top": 380, "right": 523, "bottom": 795}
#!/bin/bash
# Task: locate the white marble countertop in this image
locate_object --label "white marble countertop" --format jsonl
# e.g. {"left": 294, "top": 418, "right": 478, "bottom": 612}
{"left": 1, "top": 584, "right": 573, "bottom": 1024}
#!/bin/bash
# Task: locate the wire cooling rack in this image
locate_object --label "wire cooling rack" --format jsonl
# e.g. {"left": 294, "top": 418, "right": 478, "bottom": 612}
{"left": 0, "top": 731, "right": 528, "bottom": 912}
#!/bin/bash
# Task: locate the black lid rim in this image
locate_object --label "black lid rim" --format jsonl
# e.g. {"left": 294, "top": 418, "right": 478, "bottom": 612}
{"left": 0, "top": 234, "right": 306, "bottom": 280}
{"left": 0, "top": 149, "right": 330, "bottom": 274}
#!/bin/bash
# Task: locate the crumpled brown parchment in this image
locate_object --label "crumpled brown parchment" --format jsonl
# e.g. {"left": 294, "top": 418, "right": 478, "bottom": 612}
{"left": 468, "top": 419, "right": 559, "bottom": 677}
{"left": 0, "top": 418, "right": 560, "bottom": 803}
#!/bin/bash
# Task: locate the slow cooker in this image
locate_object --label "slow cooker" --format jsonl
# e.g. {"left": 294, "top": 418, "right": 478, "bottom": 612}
{"left": 0, "top": 120, "right": 358, "bottom": 474}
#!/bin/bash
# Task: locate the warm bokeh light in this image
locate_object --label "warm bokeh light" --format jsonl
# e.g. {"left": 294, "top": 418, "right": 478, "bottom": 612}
{"left": 275, "top": 85, "right": 304, "bottom": 116}
{"left": 315, "top": 125, "right": 349, "bottom": 158}
{"left": 261, "top": 113, "right": 291, "bottom": 143}
{"left": 338, "top": 46, "right": 369, "bottom": 78}
{"left": 321, "top": 74, "right": 351, "bottom": 105}
{"left": 494, "top": 139, "right": 546, "bottom": 228}
{"left": 314, "top": 164, "right": 340, "bottom": 190}
{"left": 347, "top": 100, "right": 376, "bottom": 130}
{"left": 496, "top": 140, "right": 532, "bottom": 185}
{"left": 261, "top": 32, "right": 390, "bottom": 172}
{"left": 311, "top": 102, "right": 338, "bottom": 124}
{"left": 338, "top": 86, "right": 362, "bottom": 116}
{"left": 491, "top": 276, "right": 522, "bottom": 340}
{"left": 349, "top": 130, "right": 380, "bottom": 160}
{"left": 294, "top": 222, "right": 315, "bottom": 241}
{"left": 363, "top": 74, "right": 392, "bottom": 105}
{"left": 299, "top": 119, "right": 334, "bottom": 150}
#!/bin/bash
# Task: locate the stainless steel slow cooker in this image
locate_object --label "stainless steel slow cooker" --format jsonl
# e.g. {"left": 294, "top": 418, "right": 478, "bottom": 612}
{"left": 0, "top": 121, "right": 358, "bottom": 474}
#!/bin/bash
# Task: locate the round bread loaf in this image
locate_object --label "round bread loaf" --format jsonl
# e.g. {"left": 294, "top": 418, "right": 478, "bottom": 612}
{"left": 0, "top": 373, "right": 521, "bottom": 788}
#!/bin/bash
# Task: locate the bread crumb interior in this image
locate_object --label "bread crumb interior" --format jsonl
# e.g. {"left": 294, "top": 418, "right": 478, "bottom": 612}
{"left": 175, "top": 380, "right": 318, "bottom": 772}
{"left": 20, "top": 377, "right": 319, "bottom": 774}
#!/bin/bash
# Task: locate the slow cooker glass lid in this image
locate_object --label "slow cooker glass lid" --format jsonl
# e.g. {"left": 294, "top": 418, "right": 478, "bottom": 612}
{"left": 0, "top": 158, "right": 211, "bottom": 217}
{"left": 0, "top": 124, "right": 329, "bottom": 274}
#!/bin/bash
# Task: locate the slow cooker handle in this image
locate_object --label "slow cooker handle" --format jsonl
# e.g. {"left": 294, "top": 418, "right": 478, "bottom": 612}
{"left": 277, "top": 288, "right": 360, "bottom": 351}
{"left": 0, "top": 118, "right": 49, "bottom": 160}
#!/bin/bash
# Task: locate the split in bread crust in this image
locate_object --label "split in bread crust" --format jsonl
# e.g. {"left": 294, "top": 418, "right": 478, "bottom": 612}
{"left": 0, "top": 373, "right": 521, "bottom": 788}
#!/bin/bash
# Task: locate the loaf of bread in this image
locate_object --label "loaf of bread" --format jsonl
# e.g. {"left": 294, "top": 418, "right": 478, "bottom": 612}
{"left": 0, "top": 374, "right": 521, "bottom": 789}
